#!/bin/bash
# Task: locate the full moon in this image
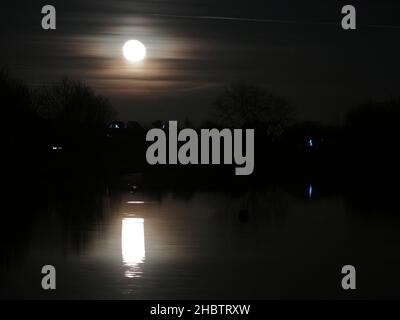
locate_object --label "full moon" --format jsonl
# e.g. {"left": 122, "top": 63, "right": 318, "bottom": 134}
{"left": 123, "top": 40, "right": 146, "bottom": 62}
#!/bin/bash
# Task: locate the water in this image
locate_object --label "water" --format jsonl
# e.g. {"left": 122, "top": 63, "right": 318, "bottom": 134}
{"left": 1, "top": 178, "right": 400, "bottom": 299}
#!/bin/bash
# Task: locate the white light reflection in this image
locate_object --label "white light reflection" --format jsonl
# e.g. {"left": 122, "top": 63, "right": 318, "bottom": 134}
{"left": 121, "top": 218, "right": 145, "bottom": 278}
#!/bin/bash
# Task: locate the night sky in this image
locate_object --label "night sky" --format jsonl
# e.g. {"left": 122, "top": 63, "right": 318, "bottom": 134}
{"left": 1, "top": 0, "right": 400, "bottom": 124}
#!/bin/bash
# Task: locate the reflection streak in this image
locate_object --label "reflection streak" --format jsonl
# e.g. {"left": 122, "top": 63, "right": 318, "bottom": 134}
{"left": 121, "top": 218, "right": 145, "bottom": 278}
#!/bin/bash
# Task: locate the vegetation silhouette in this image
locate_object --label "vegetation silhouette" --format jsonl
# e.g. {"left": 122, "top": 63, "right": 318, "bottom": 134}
{"left": 1, "top": 69, "right": 399, "bottom": 186}
{"left": 344, "top": 98, "right": 400, "bottom": 197}
{"left": 1, "top": 69, "right": 46, "bottom": 174}
{"left": 345, "top": 98, "right": 400, "bottom": 151}
{"left": 36, "top": 78, "right": 115, "bottom": 130}
{"left": 214, "top": 82, "right": 292, "bottom": 138}
{"left": 1, "top": 68, "right": 37, "bottom": 125}
{"left": 1, "top": 70, "right": 119, "bottom": 175}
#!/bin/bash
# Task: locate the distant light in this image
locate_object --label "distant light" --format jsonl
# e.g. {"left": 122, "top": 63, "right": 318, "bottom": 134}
{"left": 52, "top": 146, "right": 63, "bottom": 150}
{"left": 126, "top": 201, "right": 145, "bottom": 204}
{"left": 308, "top": 184, "right": 313, "bottom": 199}
{"left": 307, "top": 139, "right": 313, "bottom": 147}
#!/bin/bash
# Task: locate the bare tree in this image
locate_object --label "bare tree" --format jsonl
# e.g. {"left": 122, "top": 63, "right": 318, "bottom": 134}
{"left": 214, "top": 82, "right": 291, "bottom": 137}
{"left": 36, "top": 78, "right": 116, "bottom": 129}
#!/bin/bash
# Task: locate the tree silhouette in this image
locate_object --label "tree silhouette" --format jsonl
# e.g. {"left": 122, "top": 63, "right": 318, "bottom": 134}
{"left": 346, "top": 99, "right": 400, "bottom": 133}
{"left": 345, "top": 99, "right": 400, "bottom": 176}
{"left": 0, "top": 68, "right": 38, "bottom": 126}
{"left": 35, "top": 78, "right": 116, "bottom": 130}
{"left": 214, "top": 82, "right": 292, "bottom": 137}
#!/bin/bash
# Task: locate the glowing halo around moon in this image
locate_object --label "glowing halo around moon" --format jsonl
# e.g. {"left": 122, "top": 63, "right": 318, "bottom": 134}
{"left": 123, "top": 40, "right": 146, "bottom": 62}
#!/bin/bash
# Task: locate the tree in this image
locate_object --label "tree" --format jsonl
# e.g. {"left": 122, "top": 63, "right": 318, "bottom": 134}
{"left": 35, "top": 78, "right": 116, "bottom": 130}
{"left": 346, "top": 99, "right": 400, "bottom": 133}
{"left": 214, "top": 83, "right": 291, "bottom": 137}
{"left": 0, "top": 68, "right": 37, "bottom": 125}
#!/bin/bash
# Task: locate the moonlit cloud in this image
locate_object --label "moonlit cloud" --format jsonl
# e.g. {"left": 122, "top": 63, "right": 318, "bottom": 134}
{"left": 2, "top": 0, "right": 400, "bottom": 123}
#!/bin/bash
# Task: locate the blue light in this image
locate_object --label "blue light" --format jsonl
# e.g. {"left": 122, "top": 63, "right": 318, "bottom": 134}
{"left": 308, "top": 184, "right": 313, "bottom": 199}
{"left": 308, "top": 139, "right": 313, "bottom": 147}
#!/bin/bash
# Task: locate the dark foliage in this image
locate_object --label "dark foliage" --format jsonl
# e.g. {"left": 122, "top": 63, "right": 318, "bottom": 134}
{"left": 214, "top": 82, "right": 292, "bottom": 137}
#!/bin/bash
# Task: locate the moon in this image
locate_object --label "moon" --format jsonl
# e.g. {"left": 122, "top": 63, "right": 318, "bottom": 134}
{"left": 123, "top": 40, "right": 146, "bottom": 62}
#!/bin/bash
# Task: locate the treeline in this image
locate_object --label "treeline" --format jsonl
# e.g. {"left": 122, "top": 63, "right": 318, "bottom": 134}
{"left": 1, "top": 69, "right": 119, "bottom": 175}
{"left": 1, "top": 68, "right": 115, "bottom": 133}
{"left": 210, "top": 83, "right": 400, "bottom": 180}
{"left": 1, "top": 69, "right": 399, "bottom": 180}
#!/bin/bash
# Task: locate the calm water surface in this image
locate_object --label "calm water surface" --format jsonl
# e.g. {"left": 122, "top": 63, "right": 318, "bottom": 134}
{"left": 1, "top": 178, "right": 400, "bottom": 299}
